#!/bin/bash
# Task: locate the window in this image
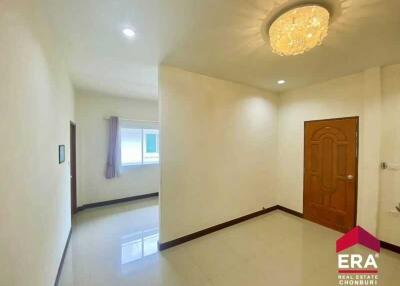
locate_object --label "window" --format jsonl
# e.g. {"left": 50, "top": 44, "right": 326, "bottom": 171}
{"left": 143, "top": 129, "right": 159, "bottom": 164}
{"left": 121, "top": 128, "right": 142, "bottom": 165}
{"left": 120, "top": 128, "right": 159, "bottom": 166}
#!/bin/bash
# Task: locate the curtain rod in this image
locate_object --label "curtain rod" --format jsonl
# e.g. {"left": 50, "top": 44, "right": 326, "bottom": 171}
{"left": 104, "top": 117, "right": 159, "bottom": 123}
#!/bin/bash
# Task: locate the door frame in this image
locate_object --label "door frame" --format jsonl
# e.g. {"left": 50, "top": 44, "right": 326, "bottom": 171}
{"left": 302, "top": 116, "right": 359, "bottom": 232}
{"left": 70, "top": 121, "right": 78, "bottom": 216}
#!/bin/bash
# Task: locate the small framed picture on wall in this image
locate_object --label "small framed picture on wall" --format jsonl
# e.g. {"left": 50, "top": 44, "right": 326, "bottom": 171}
{"left": 59, "top": 145, "right": 65, "bottom": 164}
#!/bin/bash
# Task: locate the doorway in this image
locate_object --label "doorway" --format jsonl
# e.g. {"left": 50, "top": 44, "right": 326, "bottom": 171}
{"left": 303, "top": 117, "right": 358, "bottom": 233}
{"left": 70, "top": 122, "right": 77, "bottom": 215}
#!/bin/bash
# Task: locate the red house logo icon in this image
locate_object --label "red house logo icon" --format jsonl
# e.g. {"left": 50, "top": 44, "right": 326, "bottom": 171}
{"left": 336, "top": 226, "right": 380, "bottom": 281}
{"left": 336, "top": 226, "right": 380, "bottom": 253}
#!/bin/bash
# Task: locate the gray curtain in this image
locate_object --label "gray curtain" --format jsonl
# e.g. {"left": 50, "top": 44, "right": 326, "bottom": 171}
{"left": 105, "top": 116, "right": 121, "bottom": 179}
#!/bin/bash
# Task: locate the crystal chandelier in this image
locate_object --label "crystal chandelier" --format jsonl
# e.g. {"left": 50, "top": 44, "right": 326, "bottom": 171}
{"left": 269, "top": 5, "right": 330, "bottom": 56}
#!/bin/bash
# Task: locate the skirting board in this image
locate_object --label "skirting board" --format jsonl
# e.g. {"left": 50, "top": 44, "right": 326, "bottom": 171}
{"left": 54, "top": 228, "right": 72, "bottom": 286}
{"left": 53, "top": 205, "right": 398, "bottom": 285}
{"left": 158, "top": 205, "right": 280, "bottom": 251}
{"left": 76, "top": 192, "right": 159, "bottom": 212}
{"left": 381, "top": 240, "right": 400, "bottom": 254}
{"left": 159, "top": 205, "right": 400, "bottom": 254}
{"left": 276, "top": 205, "right": 304, "bottom": 218}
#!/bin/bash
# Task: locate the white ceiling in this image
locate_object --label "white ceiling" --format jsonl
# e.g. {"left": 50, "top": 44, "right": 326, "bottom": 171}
{"left": 39, "top": 0, "right": 161, "bottom": 99}
{"left": 39, "top": 0, "right": 400, "bottom": 99}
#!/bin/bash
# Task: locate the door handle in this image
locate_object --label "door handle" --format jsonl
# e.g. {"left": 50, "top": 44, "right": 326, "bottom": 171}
{"left": 347, "top": 175, "right": 354, "bottom": 180}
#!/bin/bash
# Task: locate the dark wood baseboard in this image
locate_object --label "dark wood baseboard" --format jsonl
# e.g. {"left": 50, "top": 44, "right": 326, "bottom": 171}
{"left": 158, "top": 205, "right": 279, "bottom": 251}
{"left": 54, "top": 228, "right": 72, "bottom": 286}
{"left": 77, "top": 195, "right": 400, "bottom": 256}
{"left": 276, "top": 205, "right": 304, "bottom": 218}
{"left": 381, "top": 240, "right": 400, "bottom": 254}
{"left": 159, "top": 205, "right": 399, "bottom": 255}
{"left": 76, "top": 192, "right": 159, "bottom": 212}
{"left": 277, "top": 206, "right": 400, "bottom": 255}
{"left": 52, "top": 203, "right": 398, "bottom": 285}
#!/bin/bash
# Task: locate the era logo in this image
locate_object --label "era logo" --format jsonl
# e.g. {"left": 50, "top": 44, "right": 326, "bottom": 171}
{"left": 338, "top": 254, "right": 378, "bottom": 269}
{"left": 336, "top": 226, "right": 380, "bottom": 276}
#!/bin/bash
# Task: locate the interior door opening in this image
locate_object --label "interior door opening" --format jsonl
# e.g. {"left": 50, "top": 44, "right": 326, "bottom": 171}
{"left": 70, "top": 121, "right": 77, "bottom": 216}
{"left": 303, "top": 117, "right": 359, "bottom": 233}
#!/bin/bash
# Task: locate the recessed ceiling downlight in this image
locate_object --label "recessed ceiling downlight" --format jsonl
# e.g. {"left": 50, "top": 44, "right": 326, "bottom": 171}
{"left": 122, "top": 28, "right": 136, "bottom": 38}
{"left": 277, "top": 80, "right": 286, "bottom": 85}
{"left": 269, "top": 5, "right": 330, "bottom": 56}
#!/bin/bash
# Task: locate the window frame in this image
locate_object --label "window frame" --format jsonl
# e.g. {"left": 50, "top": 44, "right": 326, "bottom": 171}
{"left": 120, "top": 127, "right": 159, "bottom": 167}
{"left": 143, "top": 129, "right": 160, "bottom": 165}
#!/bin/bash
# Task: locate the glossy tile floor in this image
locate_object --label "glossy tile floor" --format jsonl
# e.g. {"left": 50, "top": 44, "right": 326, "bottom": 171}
{"left": 59, "top": 198, "right": 400, "bottom": 286}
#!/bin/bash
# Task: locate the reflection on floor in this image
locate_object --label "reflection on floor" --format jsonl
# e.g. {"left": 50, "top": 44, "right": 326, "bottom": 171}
{"left": 121, "top": 228, "right": 159, "bottom": 264}
{"left": 59, "top": 198, "right": 400, "bottom": 286}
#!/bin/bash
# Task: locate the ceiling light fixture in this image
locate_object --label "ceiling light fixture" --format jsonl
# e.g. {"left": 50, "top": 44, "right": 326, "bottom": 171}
{"left": 122, "top": 28, "right": 136, "bottom": 38}
{"left": 277, "top": 80, "right": 286, "bottom": 85}
{"left": 269, "top": 5, "right": 330, "bottom": 56}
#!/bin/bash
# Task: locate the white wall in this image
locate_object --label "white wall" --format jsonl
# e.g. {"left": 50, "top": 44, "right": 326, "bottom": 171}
{"left": 159, "top": 64, "right": 400, "bottom": 246}
{"left": 76, "top": 90, "right": 159, "bottom": 206}
{"left": 0, "top": 1, "right": 74, "bottom": 285}
{"left": 159, "top": 66, "right": 278, "bottom": 243}
{"left": 378, "top": 64, "right": 400, "bottom": 246}
{"left": 277, "top": 64, "right": 400, "bottom": 245}
{"left": 277, "top": 68, "right": 383, "bottom": 235}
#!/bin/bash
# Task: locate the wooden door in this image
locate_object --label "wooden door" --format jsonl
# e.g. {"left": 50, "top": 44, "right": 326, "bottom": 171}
{"left": 303, "top": 117, "right": 358, "bottom": 233}
{"left": 70, "top": 122, "right": 77, "bottom": 215}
